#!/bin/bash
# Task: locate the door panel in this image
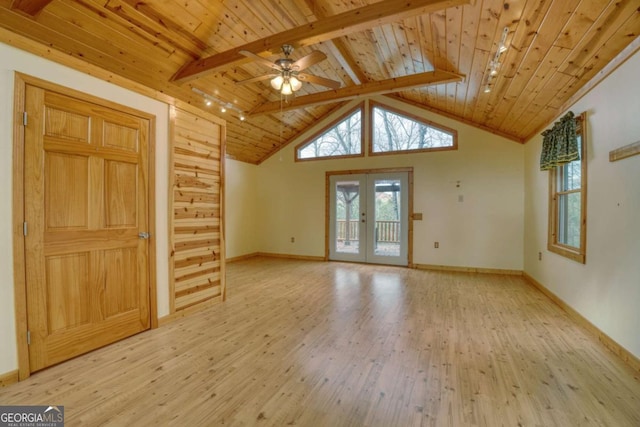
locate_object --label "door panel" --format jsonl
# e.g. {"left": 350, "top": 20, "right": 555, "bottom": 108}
{"left": 104, "top": 247, "right": 139, "bottom": 317}
{"left": 45, "top": 153, "right": 89, "bottom": 229}
{"left": 44, "top": 105, "right": 90, "bottom": 142}
{"left": 366, "top": 173, "right": 408, "bottom": 266}
{"left": 24, "top": 84, "right": 151, "bottom": 372}
{"left": 45, "top": 253, "right": 90, "bottom": 333}
{"left": 103, "top": 121, "right": 139, "bottom": 152}
{"left": 329, "top": 175, "right": 366, "bottom": 263}
{"left": 105, "top": 160, "right": 138, "bottom": 227}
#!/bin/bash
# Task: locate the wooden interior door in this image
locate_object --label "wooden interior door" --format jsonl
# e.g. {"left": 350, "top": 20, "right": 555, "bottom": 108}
{"left": 23, "top": 84, "right": 151, "bottom": 372}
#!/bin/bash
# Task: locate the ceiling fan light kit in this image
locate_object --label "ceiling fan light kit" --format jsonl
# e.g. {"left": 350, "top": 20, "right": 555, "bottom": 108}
{"left": 237, "top": 44, "right": 341, "bottom": 95}
{"left": 271, "top": 73, "right": 302, "bottom": 95}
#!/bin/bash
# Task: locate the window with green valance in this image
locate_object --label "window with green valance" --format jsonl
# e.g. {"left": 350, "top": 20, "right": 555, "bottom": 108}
{"left": 545, "top": 112, "right": 587, "bottom": 264}
{"left": 539, "top": 111, "right": 579, "bottom": 171}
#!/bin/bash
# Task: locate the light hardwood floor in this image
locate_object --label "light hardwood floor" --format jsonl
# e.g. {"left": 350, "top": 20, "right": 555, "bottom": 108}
{"left": 1, "top": 257, "right": 639, "bottom": 426}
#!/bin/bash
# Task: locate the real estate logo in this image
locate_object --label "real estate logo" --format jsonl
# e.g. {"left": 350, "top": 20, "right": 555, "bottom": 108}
{"left": 0, "top": 405, "right": 64, "bottom": 427}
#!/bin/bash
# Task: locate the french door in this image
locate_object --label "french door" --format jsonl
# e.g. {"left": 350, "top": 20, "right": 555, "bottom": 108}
{"left": 329, "top": 172, "right": 408, "bottom": 266}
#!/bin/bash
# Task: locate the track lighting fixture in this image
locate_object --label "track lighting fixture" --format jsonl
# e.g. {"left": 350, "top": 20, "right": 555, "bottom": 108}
{"left": 483, "top": 26, "right": 510, "bottom": 94}
{"left": 192, "top": 87, "right": 246, "bottom": 121}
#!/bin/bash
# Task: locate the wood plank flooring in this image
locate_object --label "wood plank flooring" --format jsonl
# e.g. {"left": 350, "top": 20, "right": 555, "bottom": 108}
{"left": 1, "top": 257, "right": 639, "bottom": 426}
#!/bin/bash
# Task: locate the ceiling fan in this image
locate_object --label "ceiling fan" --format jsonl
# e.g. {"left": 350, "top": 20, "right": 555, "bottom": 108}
{"left": 236, "top": 44, "right": 341, "bottom": 95}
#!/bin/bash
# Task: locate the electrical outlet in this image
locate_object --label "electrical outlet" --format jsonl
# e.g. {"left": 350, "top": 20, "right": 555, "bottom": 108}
{"left": 291, "top": 237, "right": 295, "bottom": 243}
{"left": 434, "top": 242, "right": 439, "bottom": 249}
{"left": 538, "top": 252, "right": 542, "bottom": 261}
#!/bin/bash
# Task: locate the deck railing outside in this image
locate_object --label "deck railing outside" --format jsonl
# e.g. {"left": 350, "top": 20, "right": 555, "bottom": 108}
{"left": 336, "top": 220, "right": 400, "bottom": 243}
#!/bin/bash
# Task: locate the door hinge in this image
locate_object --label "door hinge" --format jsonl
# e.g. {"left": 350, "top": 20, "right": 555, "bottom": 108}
{"left": 23, "top": 221, "right": 28, "bottom": 236}
{"left": 23, "top": 112, "right": 28, "bottom": 126}
{"left": 27, "top": 330, "right": 31, "bottom": 345}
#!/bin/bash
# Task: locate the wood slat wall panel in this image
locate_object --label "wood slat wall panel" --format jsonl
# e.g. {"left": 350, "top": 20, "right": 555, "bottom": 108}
{"left": 169, "top": 107, "right": 225, "bottom": 313}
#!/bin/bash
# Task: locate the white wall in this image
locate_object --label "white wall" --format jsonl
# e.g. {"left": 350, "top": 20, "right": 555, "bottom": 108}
{"left": 0, "top": 42, "right": 171, "bottom": 375}
{"left": 224, "top": 159, "right": 260, "bottom": 258}
{"left": 524, "top": 50, "right": 640, "bottom": 358}
{"left": 252, "top": 96, "right": 525, "bottom": 270}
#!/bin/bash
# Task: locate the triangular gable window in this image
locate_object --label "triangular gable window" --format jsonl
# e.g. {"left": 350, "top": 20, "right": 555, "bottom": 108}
{"left": 296, "top": 106, "right": 363, "bottom": 161}
{"left": 371, "top": 103, "right": 457, "bottom": 154}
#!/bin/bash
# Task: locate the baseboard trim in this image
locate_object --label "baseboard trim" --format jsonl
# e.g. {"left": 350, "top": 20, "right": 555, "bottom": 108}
{"left": 0, "top": 369, "right": 19, "bottom": 388}
{"left": 414, "top": 263, "right": 522, "bottom": 276}
{"left": 523, "top": 272, "right": 640, "bottom": 373}
{"left": 256, "top": 252, "right": 326, "bottom": 262}
{"left": 158, "top": 297, "right": 220, "bottom": 327}
{"left": 227, "top": 252, "right": 326, "bottom": 263}
{"left": 226, "top": 252, "right": 260, "bottom": 263}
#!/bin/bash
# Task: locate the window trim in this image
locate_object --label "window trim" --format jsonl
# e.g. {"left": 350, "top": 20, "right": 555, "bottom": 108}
{"left": 368, "top": 101, "right": 458, "bottom": 156}
{"left": 547, "top": 112, "right": 587, "bottom": 263}
{"left": 294, "top": 103, "right": 365, "bottom": 162}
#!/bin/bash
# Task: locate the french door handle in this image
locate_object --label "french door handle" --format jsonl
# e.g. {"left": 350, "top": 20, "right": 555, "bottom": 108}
{"left": 138, "top": 232, "right": 150, "bottom": 239}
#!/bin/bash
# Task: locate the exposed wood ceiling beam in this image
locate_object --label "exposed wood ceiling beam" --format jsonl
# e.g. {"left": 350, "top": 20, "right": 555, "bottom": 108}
{"left": 10, "top": 0, "right": 53, "bottom": 16}
{"left": 249, "top": 70, "right": 464, "bottom": 116}
{"left": 171, "top": 0, "right": 471, "bottom": 83}
{"left": 302, "top": 0, "right": 367, "bottom": 86}
{"left": 325, "top": 40, "right": 365, "bottom": 85}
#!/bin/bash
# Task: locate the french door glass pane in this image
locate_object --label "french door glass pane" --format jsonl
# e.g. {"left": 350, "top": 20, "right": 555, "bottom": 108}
{"left": 335, "top": 180, "right": 360, "bottom": 254}
{"left": 373, "top": 179, "right": 401, "bottom": 257}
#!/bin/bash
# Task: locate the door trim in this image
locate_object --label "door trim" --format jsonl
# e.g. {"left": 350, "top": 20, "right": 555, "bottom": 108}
{"left": 325, "top": 167, "right": 413, "bottom": 267}
{"left": 12, "top": 73, "right": 157, "bottom": 380}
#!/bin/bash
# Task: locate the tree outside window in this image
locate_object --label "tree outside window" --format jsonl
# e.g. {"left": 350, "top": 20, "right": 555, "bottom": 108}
{"left": 296, "top": 107, "right": 363, "bottom": 160}
{"left": 370, "top": 103, "right": 456, "bottom": 155}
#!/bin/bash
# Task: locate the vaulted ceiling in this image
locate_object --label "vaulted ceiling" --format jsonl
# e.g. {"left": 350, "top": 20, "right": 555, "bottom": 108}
{"left": 1, "top": 0, "right": 639, "bottom": 164}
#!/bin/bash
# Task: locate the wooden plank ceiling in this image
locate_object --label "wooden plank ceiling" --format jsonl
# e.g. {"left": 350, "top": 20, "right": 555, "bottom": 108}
{"left": 2, "top": 0, "right": 639, "bottom": 164}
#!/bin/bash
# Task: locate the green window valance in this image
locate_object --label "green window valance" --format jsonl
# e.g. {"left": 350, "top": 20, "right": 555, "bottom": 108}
{"left": 539, "top": 111, "right": 579, "bottom": 171}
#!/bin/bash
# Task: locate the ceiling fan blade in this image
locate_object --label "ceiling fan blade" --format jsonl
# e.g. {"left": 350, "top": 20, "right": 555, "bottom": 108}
{"left": 292, "top": 51, "right": 327, "bottom": 71}
{"left": 236, "top": 74, "right": 278, "bottom": 85}
{"left": 239, "top": 50, "right": 281, "bottom": 70}
{"left": 297, "top": 73, "right": 341, "bottom": 90}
